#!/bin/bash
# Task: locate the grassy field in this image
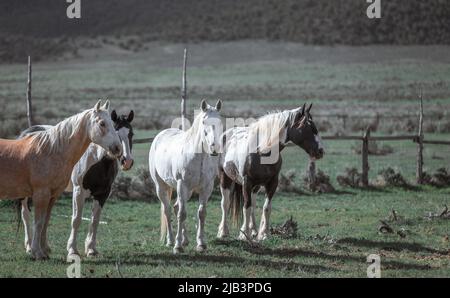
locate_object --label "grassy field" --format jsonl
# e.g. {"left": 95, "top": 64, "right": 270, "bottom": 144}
{"left": 0, "top": 132, "right": 449, "bottom": 278}
{"left": 0, "top": 42, "right": 449, "bottom": 277}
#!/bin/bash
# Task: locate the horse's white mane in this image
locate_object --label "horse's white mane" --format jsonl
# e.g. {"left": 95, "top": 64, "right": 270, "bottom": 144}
{"left": 248, "top": 109, "right": 299, "bottom": 152}
{"left": 185, "top": 111, "right": 204, "bottom": 138}
{"left": 29, "top": 109, "right": 91, "bottom": 154}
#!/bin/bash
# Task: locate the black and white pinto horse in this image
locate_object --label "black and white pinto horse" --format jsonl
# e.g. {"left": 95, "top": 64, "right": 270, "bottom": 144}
{"left": 19, "top": 110, "right": 134, "bottom": 257}
{"left": 217, "top": 104, "right": 324, "bottom": 241}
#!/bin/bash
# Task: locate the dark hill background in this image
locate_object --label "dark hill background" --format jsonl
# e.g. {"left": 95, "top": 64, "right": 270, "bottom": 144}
{"left": 0, "top": 0, "right": 449, "bottom": 62}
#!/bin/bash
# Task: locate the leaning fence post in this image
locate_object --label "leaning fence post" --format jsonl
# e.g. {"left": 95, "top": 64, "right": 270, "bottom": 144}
{"left": 362, "top": 126, "right": 371, "bottom": 187}
{"left": 416, "top": 90, "right": 424, "bottom": 184}
{"left": 26, "top": 56, "right": 33, "bottom": 127}
{"left": 181, "top": 48, "right": 187, "bottom": 131}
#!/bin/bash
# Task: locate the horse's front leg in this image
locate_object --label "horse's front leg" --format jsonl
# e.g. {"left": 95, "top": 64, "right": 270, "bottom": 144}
{"left": 238, "top": 179, "right": 253, "bottom": 241}
{"left": 197, "top": 184, "right": 213, "bottom": 252}
{"left": 41, "top": 196, "right": 57, "bottom": 256}
{"left": 31, "top": 189, "right": 51, "bottom": 260}
{"left": 21, "top": 198, "right": 32, "bottom": 254}
{"left": 67, "top": 186, "right": 87, "bottom": 257}
{"left": 85, "top": 198, "right": 102, "bottom": 257}
{"left": 257, "top": 177, "right": 278, "bottom": 241}
{"left": 173, "top": 182, "right": 189, "bottom": 254}
{"left": 249, "top": 192, "right": 258, "bottom": 238}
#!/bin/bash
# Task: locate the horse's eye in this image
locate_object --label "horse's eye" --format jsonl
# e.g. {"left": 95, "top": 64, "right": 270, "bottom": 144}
{"left": 99, "top": 121, "right": 106, "bottom": 127}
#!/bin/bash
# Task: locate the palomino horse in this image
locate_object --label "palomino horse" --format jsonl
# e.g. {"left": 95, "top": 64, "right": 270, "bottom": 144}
{"left": 149, "top": 99, "right": 223, "bottom": 253}
{"left": 0, "top": 100, "right": 122, "bottom": 260}
{"left": 19, "top": 110, "right": 134, "bottom": 258}
{"left": 217, "top": 104, "right": 324, "bottom": 241}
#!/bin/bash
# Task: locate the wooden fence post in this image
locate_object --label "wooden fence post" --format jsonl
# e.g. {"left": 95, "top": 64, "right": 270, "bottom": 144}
{"left": 181, "top": 48, "right": 187, "bottom": 131}
{"left": 26, "top": 56, "right": 33, "bottom": 127}
{"left": 308, "top": 159, "right": 316, "bottom": 189}
{"left": 416, "top": 90, "right": 424, "bottom": 184}
{"left": 362, "top": 126, "right": 371, "bottom": 187}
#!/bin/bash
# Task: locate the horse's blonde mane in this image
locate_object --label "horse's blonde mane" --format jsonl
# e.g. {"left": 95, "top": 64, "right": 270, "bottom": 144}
{"left": 249, "top": 109, "right": 298, "bottom": 152}
{"left": 29, "top": 110, "right": 91, "bottom": 154}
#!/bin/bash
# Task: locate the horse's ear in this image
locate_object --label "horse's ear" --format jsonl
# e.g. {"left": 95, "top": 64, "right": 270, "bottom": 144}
{"left": 127, "top": 110, "right": 134, "bottom": 123}
{"left": 307, "top": 103, "right": 313, "bottom": 114}
{"left": 111, "top": 110, "right": 118, "bottom": 122}
{"left": 301, "top": 103, "right": 306, "bottom": 116}
{"left": 201, "top": 99, "right": 208, "bottom": 112}
{"left": 102, "top": 99, "right": 110, "bottom": 111}
{"left": 215, "top": 99, "right": 222, "bottom": 111}
{"left": 294, "top": 103, "right": 306, "bottom": 124}
{"left": 94, "top": 99, "right": 102, "bottom": 112}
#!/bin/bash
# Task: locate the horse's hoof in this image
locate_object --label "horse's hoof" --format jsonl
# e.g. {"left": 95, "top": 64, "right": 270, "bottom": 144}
{"left": 165, "top": 242, "right": 174, "bottom": 248}
{"left": 238, "top": 233, "right": 248, "bottom": 241}
{"left": 196, "top": 244, "right": 207, "bottom": 252}
{"left": 67, "top": 249, "right": 80, "bottom": 257}
{"left": 25, "top": 245, "right": 32, "bottom": 254}
{"left": 173, "top": 247, "right": 184, "bottom": 254}
{"left": 86, "top": 249, "right": 99, "bottom": 257}
{"left": 216, "top": 233, "right": 228, "bottom": 239}
{"left": 257, "top": 233, "right": 268, "bottom": 241}
{"left": 251, "top": 230, "right": 258, "bottom": 238}
{"left": 32, "top": 251, "right": 49, "bottom": 261}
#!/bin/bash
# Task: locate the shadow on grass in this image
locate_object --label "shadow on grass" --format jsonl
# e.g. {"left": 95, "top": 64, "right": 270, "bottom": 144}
{"left": 213, "top": 239, "right": 439, "bottom": 271}
{"left": 337, "top": 237, "right": 449, "bottom": 255}
{"left": 84, "top": 250, "right": 333, "bottom": 275}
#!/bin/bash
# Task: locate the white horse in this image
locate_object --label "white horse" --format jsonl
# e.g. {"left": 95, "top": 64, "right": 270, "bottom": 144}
{"left": 149, "top": 99, "right": 223, "bottom": 253}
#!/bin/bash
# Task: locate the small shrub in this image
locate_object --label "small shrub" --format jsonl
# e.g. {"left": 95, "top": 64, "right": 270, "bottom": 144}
{"left": 303, "top": 169, "right": 335, "bottom": 193}
{"left": 374, "top": 167, "right": 409, "bottom": 188}
{"left": 423, "top": 168, "right": 450, "bottom": 188}
{"left": 278, "top": 169, "right": 302, "bottom": 193}
{"left": 111, "top": 167, "right": 157, "bottom": 201}
{"left": 337, "top": 167, "right": 363, "bottom": 188}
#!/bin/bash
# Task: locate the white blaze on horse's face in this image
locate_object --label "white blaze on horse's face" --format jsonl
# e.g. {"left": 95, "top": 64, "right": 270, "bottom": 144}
{"left": 200, "top": 99, "right": 223, "bottom": 156}
{"left": 89, "top": 100, "right": 122, "bottom": 158}
{"left": 117, "top": 127, "right": 133, "bottom": 171}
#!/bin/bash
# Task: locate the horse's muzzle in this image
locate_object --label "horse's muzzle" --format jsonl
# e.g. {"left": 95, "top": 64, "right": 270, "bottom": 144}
{"left": 120, "top": 158, "right": 134, "bottom": 171}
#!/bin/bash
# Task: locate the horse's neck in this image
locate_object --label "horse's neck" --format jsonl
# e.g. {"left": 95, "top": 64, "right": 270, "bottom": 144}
{"left": 58, "top": 119, "right": 92, "bottom": 168}
{"left": 183, "top": 123, "right": 203, "bottom": 153}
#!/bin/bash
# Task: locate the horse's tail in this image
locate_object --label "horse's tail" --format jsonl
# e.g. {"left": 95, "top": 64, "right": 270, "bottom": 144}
{"left": 15, "top": 199, "right": 22, "bottom": 233}
{"left": 230, "top": 183, "right": 243, "bottom": 227}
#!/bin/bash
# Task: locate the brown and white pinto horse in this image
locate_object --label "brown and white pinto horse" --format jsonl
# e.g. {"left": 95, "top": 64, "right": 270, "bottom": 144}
{"left": 217, "top": 104, "right": 324, "bottom": 241}
{"left": 0, "top": 100, "right": 122, "bottom": 260}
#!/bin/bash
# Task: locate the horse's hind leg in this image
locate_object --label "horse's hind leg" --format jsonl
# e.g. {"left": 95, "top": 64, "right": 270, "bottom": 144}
{"left": 85, "top": 199, "right": 102, "bottom": 257}
{"left": 41, "top": 196, "right": 57, "bottom": 256}
{"left": 173, "top": 182, "right": 189, "bottom": 254}
{"left": 257, "top": 177, "right": 278, "bottom": 241}
{"left": 21, "top": 198, "right": 32, "bottom": 254}
{"left": 238, "top": 179, "right": 253, "bottom": 241}
{"left": 31, "top": 189, "right": 51, "bottom": 260}
{"left": 156, "top": 182, "right": 174, "bottom": 247}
